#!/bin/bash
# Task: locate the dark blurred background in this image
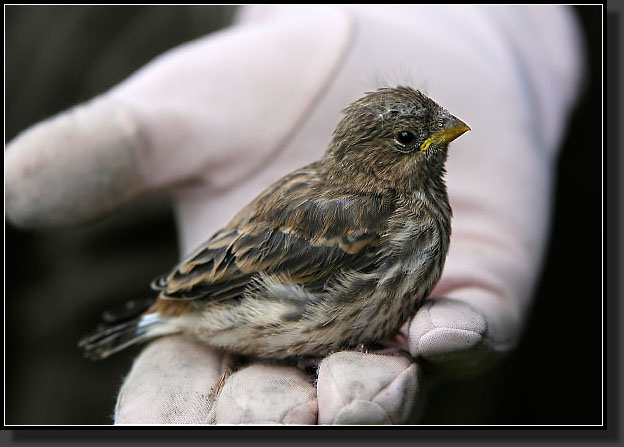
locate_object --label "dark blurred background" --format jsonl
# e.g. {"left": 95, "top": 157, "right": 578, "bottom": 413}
{"left": 5, "top": 5, "right": 602, "bottom": 425}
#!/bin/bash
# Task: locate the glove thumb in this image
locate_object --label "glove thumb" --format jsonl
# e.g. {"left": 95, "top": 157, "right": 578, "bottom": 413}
{"left": 6, "top": 96, "right": 147, "bottom": 228}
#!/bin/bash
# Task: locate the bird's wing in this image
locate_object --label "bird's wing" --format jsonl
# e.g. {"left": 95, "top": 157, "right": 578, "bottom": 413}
{"left": 151, "top": 166, "right": 396, "bottom": 301}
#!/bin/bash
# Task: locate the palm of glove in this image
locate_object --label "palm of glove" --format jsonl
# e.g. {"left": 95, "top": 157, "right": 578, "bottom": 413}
{"left": 5, "top": 5, "right": 582, "bottom": 424}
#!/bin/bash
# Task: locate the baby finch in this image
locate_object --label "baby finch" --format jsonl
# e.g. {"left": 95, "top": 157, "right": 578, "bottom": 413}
{"left": 80, "top": 86, "right": 470, "bottom": 360}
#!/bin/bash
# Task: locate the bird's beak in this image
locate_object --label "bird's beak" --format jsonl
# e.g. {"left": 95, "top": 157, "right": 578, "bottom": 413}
{"left": 419, "top": 115, "right": 471, "bottom": 152}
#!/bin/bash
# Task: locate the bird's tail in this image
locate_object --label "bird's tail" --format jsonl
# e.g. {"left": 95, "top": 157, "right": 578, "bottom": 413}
{"left": 78, "top": 300, "right": 180, "bottom": 360}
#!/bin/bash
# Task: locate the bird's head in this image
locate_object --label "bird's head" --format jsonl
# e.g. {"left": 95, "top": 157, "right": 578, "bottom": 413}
{"left": 324, "top": 86, "right": 470, "bottom": 192}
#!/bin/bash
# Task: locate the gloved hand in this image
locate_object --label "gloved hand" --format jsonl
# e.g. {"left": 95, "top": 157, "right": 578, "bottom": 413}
{"left": 5, "top": 5, "right": 583, "bottom": 424}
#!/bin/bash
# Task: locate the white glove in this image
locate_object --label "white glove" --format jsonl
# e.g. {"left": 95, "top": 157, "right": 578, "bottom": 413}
{"left": 5, "top": 5, "right": 583, "bottom": 424}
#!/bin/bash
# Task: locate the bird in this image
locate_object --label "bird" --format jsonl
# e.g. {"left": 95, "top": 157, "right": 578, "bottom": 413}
{"left": 79, "top": 86, "right": 470, "bottom": 361}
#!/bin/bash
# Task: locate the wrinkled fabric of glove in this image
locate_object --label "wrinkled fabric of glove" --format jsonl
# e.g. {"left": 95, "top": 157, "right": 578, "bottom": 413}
{"left": 5, "top": 5, "right": 584, "bottom": 424}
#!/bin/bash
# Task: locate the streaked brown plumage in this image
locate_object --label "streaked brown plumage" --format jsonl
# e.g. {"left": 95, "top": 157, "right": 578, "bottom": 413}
{"left": 80, "top": 86, "right": 470, "bottom": 360}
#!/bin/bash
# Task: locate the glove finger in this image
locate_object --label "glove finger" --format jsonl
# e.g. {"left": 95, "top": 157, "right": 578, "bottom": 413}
{"left": 408, "top": 291, "right": 518, "bottom": 379}
{"left": 317, "top": 351, "right": 419, "bottom": 425}
{"left": 115, "top": 335, "right": 227, "bottom": 424}
{"left": 214, "top": 363, "right": 317, "bottom": 425}
{"left": 5, "top": 97, "right": 148, "bottom": 228}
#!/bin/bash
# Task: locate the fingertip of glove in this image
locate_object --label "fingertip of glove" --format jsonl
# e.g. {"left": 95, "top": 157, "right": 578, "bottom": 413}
{"left": 215, "top": 363, "right": 317, "bottom": 425}
{"left": 317, "top": 351, "right": 418, "bottom": 425}
{"left": 415, "top": 327, "right": 484, "bottom": 361}
{"left": 333, "top": 400, "right": 392, "bottom": 425}
{"left": 408, "top": 298, "right": 488, "bottom": 358}
{"left": 5, "top": 98, "right": 146, "bottom": 228}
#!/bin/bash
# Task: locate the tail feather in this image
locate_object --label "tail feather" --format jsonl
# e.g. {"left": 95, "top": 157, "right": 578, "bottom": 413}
{"left": 78, "top": 313, "right": 177, "bottom": 360}
{"left": 101, "top": 298, "right": 156, "bottom": 325}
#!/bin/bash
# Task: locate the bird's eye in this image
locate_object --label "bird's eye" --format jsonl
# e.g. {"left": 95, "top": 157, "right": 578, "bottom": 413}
{"left": 395, "top": 130, "right": 416, "bottom": 146}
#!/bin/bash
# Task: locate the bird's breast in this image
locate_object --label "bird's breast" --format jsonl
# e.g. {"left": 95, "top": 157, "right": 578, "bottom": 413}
{"left": 379, "top": 216, "right": 445, "bottom": 294}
